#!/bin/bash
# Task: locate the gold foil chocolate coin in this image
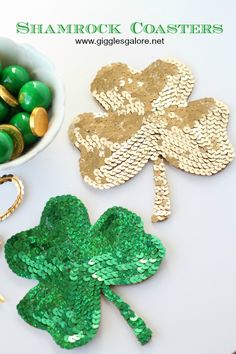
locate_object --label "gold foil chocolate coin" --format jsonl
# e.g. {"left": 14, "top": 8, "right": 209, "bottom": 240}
{"left": 30, "top": 107, "right": 49, "bottom": 137}
{"left": 0, "top": 124, "right": 24, "bottom": 159}
{"left": 0, "top": 85, "right": 18, "bottom": 107}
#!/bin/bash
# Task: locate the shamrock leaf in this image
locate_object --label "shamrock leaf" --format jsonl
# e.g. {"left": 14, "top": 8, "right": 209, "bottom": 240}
{"left": 69, "top": 59, "right": 234, "bottom": 222}
{"left": 5, "top": 195, "right": 165, "bottom": 349}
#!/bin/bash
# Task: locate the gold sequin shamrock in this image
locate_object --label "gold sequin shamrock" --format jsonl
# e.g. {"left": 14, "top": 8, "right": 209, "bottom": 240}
{"left": 69, "top": 59, "right": 234, "bottom": 222}
{"left": 5, "top": 195, "right": 165, "bottom": 349}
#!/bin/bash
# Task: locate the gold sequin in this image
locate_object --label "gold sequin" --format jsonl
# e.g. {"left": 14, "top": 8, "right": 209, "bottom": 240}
{"left": 69, "top": 59, "right": 234, "bottom": 222}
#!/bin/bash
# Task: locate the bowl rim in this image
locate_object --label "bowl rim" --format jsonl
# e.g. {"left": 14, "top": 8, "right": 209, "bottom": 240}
{"left": 0, "top": 37, "right": 64, "bottom": 172}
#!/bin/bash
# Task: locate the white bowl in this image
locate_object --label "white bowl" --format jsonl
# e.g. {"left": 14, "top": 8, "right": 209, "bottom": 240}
{"left": 0, "top": 37, "right": 64, "bottom": 172}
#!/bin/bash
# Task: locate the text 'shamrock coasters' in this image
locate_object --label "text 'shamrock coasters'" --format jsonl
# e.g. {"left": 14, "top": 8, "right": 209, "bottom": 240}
{"left": 5, "top": 195, "right": 165, "bottom": 349}
{"left": 69, "top": 59, "right": 234, "bottom": 222}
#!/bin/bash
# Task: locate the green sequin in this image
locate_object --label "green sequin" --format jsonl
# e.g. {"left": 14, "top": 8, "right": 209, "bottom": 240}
{"left": 5, "top": 195, "right": 165, "bottom": 349}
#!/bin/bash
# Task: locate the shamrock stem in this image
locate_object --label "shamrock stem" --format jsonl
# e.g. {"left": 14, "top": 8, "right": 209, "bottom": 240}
{"left": 102, "top": 285, "right": 152, "bottom": 345}
{"left": 152, "top": 157, "right": 171, "bottom": 222}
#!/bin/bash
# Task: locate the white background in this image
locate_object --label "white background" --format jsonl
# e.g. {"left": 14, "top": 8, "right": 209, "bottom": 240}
{"left": 0, "top": 1, "right": 236, "bottom": 353}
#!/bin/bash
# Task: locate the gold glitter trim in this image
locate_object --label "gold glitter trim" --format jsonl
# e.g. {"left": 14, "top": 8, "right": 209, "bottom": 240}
{"left": 0, "top": 174, "right": 24, "bottom": 222}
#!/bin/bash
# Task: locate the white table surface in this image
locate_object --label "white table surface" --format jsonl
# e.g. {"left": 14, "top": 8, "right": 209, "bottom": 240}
{"left": 0, "top": 1, "right": 236, "bottom": 353}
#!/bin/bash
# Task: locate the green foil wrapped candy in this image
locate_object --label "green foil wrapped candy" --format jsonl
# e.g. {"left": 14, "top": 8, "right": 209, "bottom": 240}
{"left": 5, "top": 195, "right": 166, "bottom": 349}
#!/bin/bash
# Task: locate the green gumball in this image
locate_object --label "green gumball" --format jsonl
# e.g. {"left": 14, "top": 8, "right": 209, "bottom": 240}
{"left": 10, "top": 112, "right": 38, "bottom": 145}
{"left": 0, "top": 130, "right": 14, "bottom": 163}
{"left": 18, "top": 81, "right": 52, "bottom": 112}
{"left": 1, "top": 65, "right": 31, "bottom": 94}
{"left": 0, "top": 98, "right": 10, "bottom": 122}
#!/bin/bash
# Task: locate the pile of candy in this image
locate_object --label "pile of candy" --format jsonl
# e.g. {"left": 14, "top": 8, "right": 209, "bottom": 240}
{"left": 0, "top": 62, "right": 52, "bottom": 164}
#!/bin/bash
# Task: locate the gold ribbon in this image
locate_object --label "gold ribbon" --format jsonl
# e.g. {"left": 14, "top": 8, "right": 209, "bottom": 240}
{"left": 0, "top": 174, "right": 24, "bottom": 222}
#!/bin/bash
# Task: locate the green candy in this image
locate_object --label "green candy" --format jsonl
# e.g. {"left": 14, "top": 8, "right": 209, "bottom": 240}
{"left": 10, "top": 112, "right": 38, "bottom": 145}
{"left": 18, "top": 80, "right": 52, "bottom": 112}
{"left": 1, "top": 65, "right": 31, "bottom": 94}
{"left": 0, "top": 98, "right": 10, "bottom": 122}
{"left": 0, "top": 130, "right": 14, "bottom": 163}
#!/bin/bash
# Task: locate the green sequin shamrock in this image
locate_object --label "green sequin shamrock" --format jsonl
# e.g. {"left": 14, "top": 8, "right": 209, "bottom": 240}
{"left": 5, "top": 195, "right": 165, "bottom": 349}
